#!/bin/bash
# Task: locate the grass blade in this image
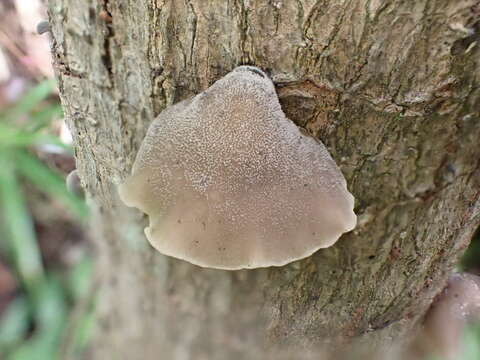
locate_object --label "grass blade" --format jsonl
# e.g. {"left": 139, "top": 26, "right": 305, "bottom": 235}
{"left": 24, "top": 105, "right": 64, "bottom": 133}
{"left": 0, "top": 123, "right": 71, "bottom": 153}
{"left": 4, "top": 80, "right": 57, "bottom": 122}
{"left": 14, "top": 150, "right": 88, "bottom": 220}
{"left": 7, "top": 275, "right": 68, "bottom": 360}
{"left": 0, "top": 297, "right": 30, "bottom": 351}
{"left": 0, "top": 150, "right": 45, "bottom": 312}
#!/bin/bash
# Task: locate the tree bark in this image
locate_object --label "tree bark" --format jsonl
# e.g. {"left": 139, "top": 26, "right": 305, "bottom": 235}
{"left": 47, "top": 0, "right": 480, "bottom": 358}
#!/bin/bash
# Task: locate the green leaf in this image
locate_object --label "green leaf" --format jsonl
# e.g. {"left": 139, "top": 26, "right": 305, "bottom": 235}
{"left": 34, "top": 275, "right": 67, "bottom": 336}
{"left": 461, "top": 323, "right": 480, "bottom": 360}
{"left": 3, "top": 80, "right": 57, "bottom": 122}
{"left": 14, "top": 150, "right": 88, "bottom": 220}
{"left": 71, "top": 310, "right": 95, "bottom": 356}
{"left": 0, "top": 150, "right": 45, "bottom": 294}
{"left": 8, "top": 336, "right": 58, "bottom": 360}
{"left": 0, "top": 297, "right": 30, "bottom": 351}
{"left": 68, "top": 256, "right": 93, "bottom": 301}
{"left": 7, "top": 277, "right": 68, "bottom": 360}
{"left": 24, "top": 105, "right": 64, "bottom": 133}
{"left": 0, "top": 123, "right": 71, "bottom": 153}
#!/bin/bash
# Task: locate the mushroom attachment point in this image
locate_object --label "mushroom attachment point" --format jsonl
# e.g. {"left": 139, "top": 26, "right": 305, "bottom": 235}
{"left": 66, "top": 169, "right": 84, "bottom": 199}
{"left": 36, "top": 20, "right": 50, "bottom": 35}
{"left": 118, "top": 66, "right": 356, "bottom": 270}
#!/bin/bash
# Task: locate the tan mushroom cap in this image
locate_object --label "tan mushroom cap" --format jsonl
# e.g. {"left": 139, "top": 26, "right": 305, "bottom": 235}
{"left": 118, "top": 66, "right": 356, "bottom": 270}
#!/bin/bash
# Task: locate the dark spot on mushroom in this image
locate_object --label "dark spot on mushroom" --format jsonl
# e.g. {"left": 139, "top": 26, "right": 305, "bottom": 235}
{"left": 244, "top": 67, "right": 265, "bottom": 78}
{"left": 177, "top": 219, "right": 181, "bottom": 224}
{"left": 368, "top": 255, "right": 375, "bottom": 260}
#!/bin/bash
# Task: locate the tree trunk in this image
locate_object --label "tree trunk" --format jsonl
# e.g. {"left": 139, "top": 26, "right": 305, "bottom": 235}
{"left": 47, "top": 0, "right": 480, "bottom": 358}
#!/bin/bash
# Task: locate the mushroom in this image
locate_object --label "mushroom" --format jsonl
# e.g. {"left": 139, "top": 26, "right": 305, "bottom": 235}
{"left": 36, "top": 20, "right": 50, "bottom": 35}
{"left": 418, "top": 273, "right": 480, "bottom": 360}
{"left": 118, "top": 66, "right": 356, "bottom": 270}
{"left": 66, "top": 169, "right": 84, "bottom": 198}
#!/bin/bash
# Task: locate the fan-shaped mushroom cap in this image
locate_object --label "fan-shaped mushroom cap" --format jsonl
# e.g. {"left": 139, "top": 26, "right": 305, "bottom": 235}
{"left": 118, "top": 66, "right": 356, "bottom": 270}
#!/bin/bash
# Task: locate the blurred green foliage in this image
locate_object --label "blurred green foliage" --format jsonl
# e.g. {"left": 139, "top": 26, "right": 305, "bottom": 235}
{"left": 461, "top": 231, "right": 480, "bottom": 273}
{"left": 461, "top": 323, "right": 480, "bottom": 360}
{"left": 0, "top": 80, "right": 93, "bottom": 360}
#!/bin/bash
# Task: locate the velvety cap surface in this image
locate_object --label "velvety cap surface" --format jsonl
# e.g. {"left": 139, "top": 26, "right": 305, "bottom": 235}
{"left": 119, "top": 66, "right": 356, "bottom": 270}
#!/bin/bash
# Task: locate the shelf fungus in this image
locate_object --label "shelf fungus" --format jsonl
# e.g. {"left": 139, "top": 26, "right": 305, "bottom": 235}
{"left": 118, "top": 66, "right": 356, "bottom": 270}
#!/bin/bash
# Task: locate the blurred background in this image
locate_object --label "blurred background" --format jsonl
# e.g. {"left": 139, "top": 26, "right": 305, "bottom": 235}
{"left": 0, "top": 1, "right": 94, "bottom": 359}
{"left": 0, "top": 1, "right": 478, "bottom": 359}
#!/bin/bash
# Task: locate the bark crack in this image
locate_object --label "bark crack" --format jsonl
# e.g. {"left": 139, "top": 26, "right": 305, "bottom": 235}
{"left": 268, "top": 0, "right": 280, "bottom": 34}
{"left": 236, "top": 0, "right": 252, "bottom": 64}
{"left": 313, "top": 0, "right": 353, "bottom": 72}
{"left": 186, "top": 0, "right": 198, "bottom": 66}
{"left": 100, "top": 0, "right": 114, "bottom": 78}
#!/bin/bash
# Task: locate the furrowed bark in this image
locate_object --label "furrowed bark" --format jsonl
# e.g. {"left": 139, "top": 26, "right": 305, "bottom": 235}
{"left": 47, "top": 0, "right": 480, "bottom": 358}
